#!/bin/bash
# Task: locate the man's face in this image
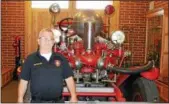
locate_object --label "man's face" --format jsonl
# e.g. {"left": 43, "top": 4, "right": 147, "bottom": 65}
{"left": 38, "top": 31, "right": 54, "bottom": 50}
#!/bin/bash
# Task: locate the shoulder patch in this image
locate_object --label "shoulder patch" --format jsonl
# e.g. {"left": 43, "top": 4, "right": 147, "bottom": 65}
{"left": 55, "top": 60, "right": 61, "bottom": 67}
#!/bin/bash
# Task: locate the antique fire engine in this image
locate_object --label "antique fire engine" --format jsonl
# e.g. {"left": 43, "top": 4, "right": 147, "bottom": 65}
{"left": 17, "top": 3, "right": 160, "bottom": 103}
{"left": 49, "top": 3, "right": 160, "bottom": 102}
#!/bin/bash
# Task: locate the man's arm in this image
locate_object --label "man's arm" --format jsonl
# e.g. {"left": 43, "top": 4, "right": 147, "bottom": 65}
{"left": 60, "top": 54, "right": 78, "bottom": 102}
{"left": 18, "top": 55, "right": 32, "bottom": 103}
{"left": 65, "top": 76, "right": 78, "bottom": 102}
{"left": 18, "top": 79, "right": 29, "bottom": 103}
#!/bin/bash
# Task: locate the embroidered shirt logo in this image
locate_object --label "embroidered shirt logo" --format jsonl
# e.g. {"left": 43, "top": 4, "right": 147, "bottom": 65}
{"left": 34, "top": 62, "right": 42, "bottom": 66}
{"left": 55, "top": 60, "right": 61, "bottom": 67}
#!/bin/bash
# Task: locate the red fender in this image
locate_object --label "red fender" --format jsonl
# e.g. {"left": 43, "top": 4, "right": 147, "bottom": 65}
{"left": 140, "top": 67, "right": 160, "bottom": 80}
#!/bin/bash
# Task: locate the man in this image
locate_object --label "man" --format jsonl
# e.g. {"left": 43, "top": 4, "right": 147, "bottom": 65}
{"left": 18, "top": 28, "right": 78, "bottom": 103}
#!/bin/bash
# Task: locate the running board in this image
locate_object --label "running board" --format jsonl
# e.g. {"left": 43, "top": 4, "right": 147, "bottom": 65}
{"left": 63, "top": 87, "right": 114, "bottom": 93}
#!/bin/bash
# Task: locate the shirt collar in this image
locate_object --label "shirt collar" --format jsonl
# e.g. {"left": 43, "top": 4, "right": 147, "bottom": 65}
{"left": 36, "top": 50, "right": 55, "bottom": 61}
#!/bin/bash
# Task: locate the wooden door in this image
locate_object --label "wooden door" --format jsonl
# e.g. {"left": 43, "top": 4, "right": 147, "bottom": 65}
{"left": 159, "top": 7, "right": 168, "bottom": 85}
{"left": 145, "top": 7, "right": 168, "bottom": 102}
{"left": 24, "top": 1, "right": 74, "bottom": 56}
{"left": 24, "top": 1, "right": 119, "bottom": 57}
{"left": 158, "top": 7, "right": 168, "bottom": 102}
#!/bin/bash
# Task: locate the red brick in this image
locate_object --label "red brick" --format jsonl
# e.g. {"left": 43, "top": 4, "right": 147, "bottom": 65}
{"left": 154, "top": 1, "right": 169, "bottom": 9}
{"left": 1, "top": 1, "right": 25, "bottom": 68}
{"left": 119, "top": 1, "right": 149, "bottom": 64}
{"left": 1, "top": 1, "right": 168, "bottom": 68}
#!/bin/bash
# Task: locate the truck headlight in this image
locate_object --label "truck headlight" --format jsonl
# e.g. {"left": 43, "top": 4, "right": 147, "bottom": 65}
{"left": 111, "top": 30, "right": 125, "bottom": 44}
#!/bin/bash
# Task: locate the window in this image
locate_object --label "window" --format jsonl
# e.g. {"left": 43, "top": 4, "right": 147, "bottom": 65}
{"left": 76, "top": 1, "right": 113, "bottom": 10}
{"left": 31, "top": 1, "right": 69, "bottom": 9}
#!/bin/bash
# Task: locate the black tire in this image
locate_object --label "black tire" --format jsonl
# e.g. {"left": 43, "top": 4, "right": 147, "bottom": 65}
{"left": 132, "top": 77, "right": 159, "bottom": 102}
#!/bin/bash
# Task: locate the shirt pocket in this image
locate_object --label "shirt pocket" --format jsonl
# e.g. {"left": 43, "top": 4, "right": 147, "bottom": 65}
{"left": 31, "top": 65, "right": 43, "bottom": 76}
{"left": 50, "top": 65, "right": 63, "bottom": 78}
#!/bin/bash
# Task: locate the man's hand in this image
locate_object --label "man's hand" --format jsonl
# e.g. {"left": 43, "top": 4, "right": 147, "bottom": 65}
{"left": 65, "top": 76, "right": 78, "bottom": 103}
{"left": 17, "top": 98, "right": 23, "bottom": 103}
{"left": 18, "top": 79, "right": 28, "bottom": 103}
{"left": 70, "top": 96, "right": 78, "bottom": 103}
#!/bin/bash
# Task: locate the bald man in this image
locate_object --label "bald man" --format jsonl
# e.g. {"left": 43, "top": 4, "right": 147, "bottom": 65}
{"left": 18, "top": 28, "right": 77, "bottom": 103}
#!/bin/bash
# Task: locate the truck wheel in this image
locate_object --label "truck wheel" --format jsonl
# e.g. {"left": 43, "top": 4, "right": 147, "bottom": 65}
{"left": 132, "top": 77, "right": 159, "bottom": 102}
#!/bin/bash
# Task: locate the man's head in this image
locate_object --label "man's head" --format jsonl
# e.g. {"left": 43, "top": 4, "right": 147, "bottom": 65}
{"left": 38, "top": 28, "right": 55, "bottom": 52}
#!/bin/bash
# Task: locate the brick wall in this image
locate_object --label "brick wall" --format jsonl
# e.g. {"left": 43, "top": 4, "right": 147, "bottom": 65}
{"left": 119, "top": 1, "right": 149, "bottom": 65}
{"left": 1, "top": 1, "right": 167, "bottom": 68}
{"left": 154, "top": 1, "right": 168, "bottom": 9}
{"left": 1, "top": 1, "right": 25, "bottom": 68}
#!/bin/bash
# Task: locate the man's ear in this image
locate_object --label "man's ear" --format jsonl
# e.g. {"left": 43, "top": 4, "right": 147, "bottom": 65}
{"left": 37, "top": 39, "right": 40, "bottom": 45}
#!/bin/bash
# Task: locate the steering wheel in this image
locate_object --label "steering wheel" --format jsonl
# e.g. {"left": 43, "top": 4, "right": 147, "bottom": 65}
{"left": 58, "top": 17, "right": 73, "bottom": 34}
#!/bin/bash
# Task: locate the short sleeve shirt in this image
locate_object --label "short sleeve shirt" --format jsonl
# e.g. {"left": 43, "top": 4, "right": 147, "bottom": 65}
{"left": 20, "top": 51, "right": 73, "bottom": 99}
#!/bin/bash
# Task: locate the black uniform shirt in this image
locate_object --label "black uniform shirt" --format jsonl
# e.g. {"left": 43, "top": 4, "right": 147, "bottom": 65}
{"left": 20, "top": 51, "right": 73, "bottom": 100}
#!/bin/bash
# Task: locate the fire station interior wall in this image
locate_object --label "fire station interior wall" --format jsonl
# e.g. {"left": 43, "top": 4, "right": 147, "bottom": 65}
{"left": 1, "top": 0, "right": 168, "bottom": 102}
{"left": 1, "top": 1, "right": 168, "bottom": 69}
{"left": 25, "top": 1, "right": 120, "bottom": 57}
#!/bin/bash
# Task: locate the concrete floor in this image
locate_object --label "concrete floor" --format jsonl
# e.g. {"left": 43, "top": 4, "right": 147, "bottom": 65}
{"left": 1, "top": 80, "right": 165, "bottom": 103}
{"left": 1, "top": 80, "right": 18, "bottom": 103}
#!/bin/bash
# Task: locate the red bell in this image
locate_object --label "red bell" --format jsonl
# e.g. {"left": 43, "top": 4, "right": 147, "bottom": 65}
{"left": 104, "top": 5, "right": 115, "bottom": 15}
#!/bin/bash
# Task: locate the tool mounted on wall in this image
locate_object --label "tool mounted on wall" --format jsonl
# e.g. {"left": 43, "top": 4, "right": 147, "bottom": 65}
{"left": 12, "top": 35, "right": 21, "bottom": 80}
